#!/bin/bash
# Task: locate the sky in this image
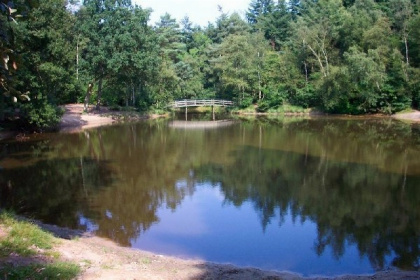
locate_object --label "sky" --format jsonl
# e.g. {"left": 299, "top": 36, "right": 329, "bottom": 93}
{"left": 132, "top": 0, "right": 251, "bottom": 27}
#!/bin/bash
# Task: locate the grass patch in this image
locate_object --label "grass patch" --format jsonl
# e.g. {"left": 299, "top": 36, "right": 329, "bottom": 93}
{"left": 100, "top": 263, "right": 114, "bottom": 270}
{"left": 394, "top": 108, "right": 416, "bottom": 114}
{"left": 0, "top": 262, "right": 80, "bottom": 280}
{"left": 231, "top": 105, "right": 256, "bottom": 114}
{"left": 0, "top": 211, "right": 81, "bottom": 279}
{"left": 141, "top": 257, "right": 151, "bottom": 265}
{"left": 232, "top": 104, "right": 312, "bottom": 114}
{"left": 267, "top": 104, "right": 311, "bottom": 114}
{"left": 0, "top": 212, "right": 54, "bottom": 257}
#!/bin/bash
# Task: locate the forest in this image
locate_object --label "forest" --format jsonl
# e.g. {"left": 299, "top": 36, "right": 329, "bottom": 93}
{"left": 1, "top": 0, "right": 420, "bottom": 130}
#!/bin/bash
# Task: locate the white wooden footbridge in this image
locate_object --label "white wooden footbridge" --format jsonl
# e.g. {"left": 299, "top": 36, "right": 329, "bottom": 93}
{"left": 169, "top": 99, "right": 234, "bottom": 120}
{"left": 170, "top": 99, "right": 234, "bottom": 108}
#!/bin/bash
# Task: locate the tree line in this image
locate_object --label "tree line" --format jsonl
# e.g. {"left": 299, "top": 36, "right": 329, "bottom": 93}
{"left": 1, "top": 0, "right": 420, "bottom": 130}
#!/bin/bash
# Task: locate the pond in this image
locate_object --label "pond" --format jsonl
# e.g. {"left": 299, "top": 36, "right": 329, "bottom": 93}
{"left": 1, "top": 116, "right": 420, "bottom": 277}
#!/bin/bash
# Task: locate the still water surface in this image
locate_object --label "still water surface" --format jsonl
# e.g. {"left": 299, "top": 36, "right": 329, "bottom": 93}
{"left": 1, "top": 116, "right": 420, "bottom": 276}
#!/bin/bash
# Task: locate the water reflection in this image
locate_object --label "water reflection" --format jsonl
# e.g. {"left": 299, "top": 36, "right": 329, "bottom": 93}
{"left": 0, "top": 118, "right": 420, "bottom": 275}
{"left": 195, "top": 146, "right": 420, "bottom": 271}
{"left": 0, "top": 155, "right": 113, "bottom": 229}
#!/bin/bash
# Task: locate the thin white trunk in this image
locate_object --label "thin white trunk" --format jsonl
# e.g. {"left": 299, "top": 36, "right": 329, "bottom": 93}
{"left": 76, "top": 40, "right": 79, "bottom": 80}
{"left": 258, "top": 52, "right": 262, "bottom": 100}
{"left": 404, "top": 36, "right": 409, "bottom": 66}
{"left": 306, "top": 42, "right": 326, "bottom": 77}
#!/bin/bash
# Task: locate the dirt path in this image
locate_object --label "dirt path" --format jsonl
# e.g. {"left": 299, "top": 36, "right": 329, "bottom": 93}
{"left": 59, "top": 104, "right": 117, "bottom": 133}
{"left": 392, "top": 110, "right": 420, "bottom": 122}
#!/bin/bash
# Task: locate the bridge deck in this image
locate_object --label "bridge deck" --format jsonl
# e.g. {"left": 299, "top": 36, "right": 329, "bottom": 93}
{"left": 171, "top": 99, "right": 234, "bottom": 108}
{"left": 169, "top": 120, "right": 236, "bottom": 129}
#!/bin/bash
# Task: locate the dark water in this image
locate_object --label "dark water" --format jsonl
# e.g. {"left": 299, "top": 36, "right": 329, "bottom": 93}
{"left": 1, "top": 116, "right": 420, "bottom": 276}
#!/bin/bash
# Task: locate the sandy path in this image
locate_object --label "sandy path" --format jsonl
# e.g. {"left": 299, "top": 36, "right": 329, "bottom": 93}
{"left": 392, "top": 110, "right": 420, "bottom": 122}
{"left": 59, "top": 104, "right": 116, "bottom": 133}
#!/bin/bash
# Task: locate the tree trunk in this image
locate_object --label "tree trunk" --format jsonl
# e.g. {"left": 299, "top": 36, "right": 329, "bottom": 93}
{"left": 84, "top": 83, "right": 93, "bottom": 112}
{"left": 0, "top": 96, "right": 5, "bottom": 122}
{"left": 306, "top": 42, "right": 326, "bottom": 77}
{"left": 96, "top": 76, "right": 103, "bottom": 111}
{"left": 258, "top": 52, "right": 262, "bottom": 100}
{"left": 132, "top": 80, "right": 135, "bottom": 106}
{"left": 76, "top": 35, "right": 79, "bottom": 80}
{"left": 404, "top": 35, "right": 409, "bottom": 66}
{"left": 403, "top": 35, "right": 410, "bottom": 81}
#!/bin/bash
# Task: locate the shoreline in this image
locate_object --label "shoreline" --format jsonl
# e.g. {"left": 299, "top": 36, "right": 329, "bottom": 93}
{"left": 391, "top": 110, "right": 420, "bottom": 122}
{"left": 5, "top": 218, "right": 420, "bottom": 280}
{"left": 58, "top": 103, "right": 150, "bottom": 133}
{"left": 2, "top": 105, "right": 420, "bottom": 141}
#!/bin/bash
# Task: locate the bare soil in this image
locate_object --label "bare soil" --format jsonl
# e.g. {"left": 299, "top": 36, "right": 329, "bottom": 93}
{"left": 392, "top": 110, "right": 420, "bottom": 122}
{"left": 59, "top": 103, "right": 163, "bottom": 133}
{"left": 59, "top": 104, "right": 115, "bottom": 132}
{"left": 59, "top": 104, "right": 144, "bottom": 133}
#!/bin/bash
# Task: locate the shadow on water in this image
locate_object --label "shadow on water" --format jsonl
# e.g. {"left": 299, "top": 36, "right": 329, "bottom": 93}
{"left": 0, "top": 156, "right": 114, "bottom": 230}
{"left": 1, "top": 118, "right": 420, "bottom": 274}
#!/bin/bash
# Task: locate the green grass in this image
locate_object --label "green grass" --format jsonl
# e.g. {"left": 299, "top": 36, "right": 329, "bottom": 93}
{"left": 141, "top": 257, "right": 151, "bottom": 265}
{"left": 394, "top": 108, "right": 416, "bottom": 114}
{"left": 0, "top": 211, "right": 81, "bottom": 279}
{"left": 0, "top": 212, "right": 54, "bottom": 257}
{"left": 0, "top": 262, "right": 80, "bottom": 280}
{"left": 231, "top": 105, "right": 256, "bottom": 114}
{"left": 232, "top": 104, "right": 312, "bottom": 114}
{"left": 267, "top": 104, "right": 311, "bottom": 114}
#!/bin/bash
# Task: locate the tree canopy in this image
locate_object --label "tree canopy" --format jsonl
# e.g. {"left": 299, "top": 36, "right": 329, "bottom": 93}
{"left": 1, "top": 0, "right": 420, "bottom": 130}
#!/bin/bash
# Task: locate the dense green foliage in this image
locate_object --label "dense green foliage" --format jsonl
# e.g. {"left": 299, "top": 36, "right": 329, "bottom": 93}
{"left": 1, "top": 0, "right": 420, "bottom": 129}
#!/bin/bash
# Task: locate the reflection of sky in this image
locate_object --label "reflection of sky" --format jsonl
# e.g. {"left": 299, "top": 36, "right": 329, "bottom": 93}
{"left": 130, "top": 182, "right": 382, "bottom": 277}
{"left": 78, "top": 213, "right": 99, "bottom": 232}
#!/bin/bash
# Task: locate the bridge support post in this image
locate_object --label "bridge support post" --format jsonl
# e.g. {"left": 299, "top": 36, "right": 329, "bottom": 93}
{"left": 185, "top": 106, "right": 188, "bottom": 120}
{"left": 212, "top": 105, "right": 215, "bottom": 121}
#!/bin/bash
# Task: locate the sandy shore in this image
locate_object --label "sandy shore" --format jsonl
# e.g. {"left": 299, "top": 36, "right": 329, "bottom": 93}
{"left": 2, "top": 214, "right": 420, "bottom": 280}
{"left": 392, "top": 110, "right": 420, "bottom": 122}
{"left": 59, "top": 104, "right": 121, "bottom": 133}
{"left": 5, "top": 221, "right": 415, "bottom": 280}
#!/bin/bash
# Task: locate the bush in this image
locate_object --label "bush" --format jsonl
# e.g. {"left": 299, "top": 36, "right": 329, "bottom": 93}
{"left": 21, "top": 101, "right": 63, "bottom": 131}
{"left": 256, "top": 99, "right": 272, "bottom": 112}
{"left": 237, "top": 96, "right": 253, "bottom": 109}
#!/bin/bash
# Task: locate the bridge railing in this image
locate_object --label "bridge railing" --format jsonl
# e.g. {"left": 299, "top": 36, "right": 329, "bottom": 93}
{"left": 170, "top": 99, "right": 234, "bottom": 108}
